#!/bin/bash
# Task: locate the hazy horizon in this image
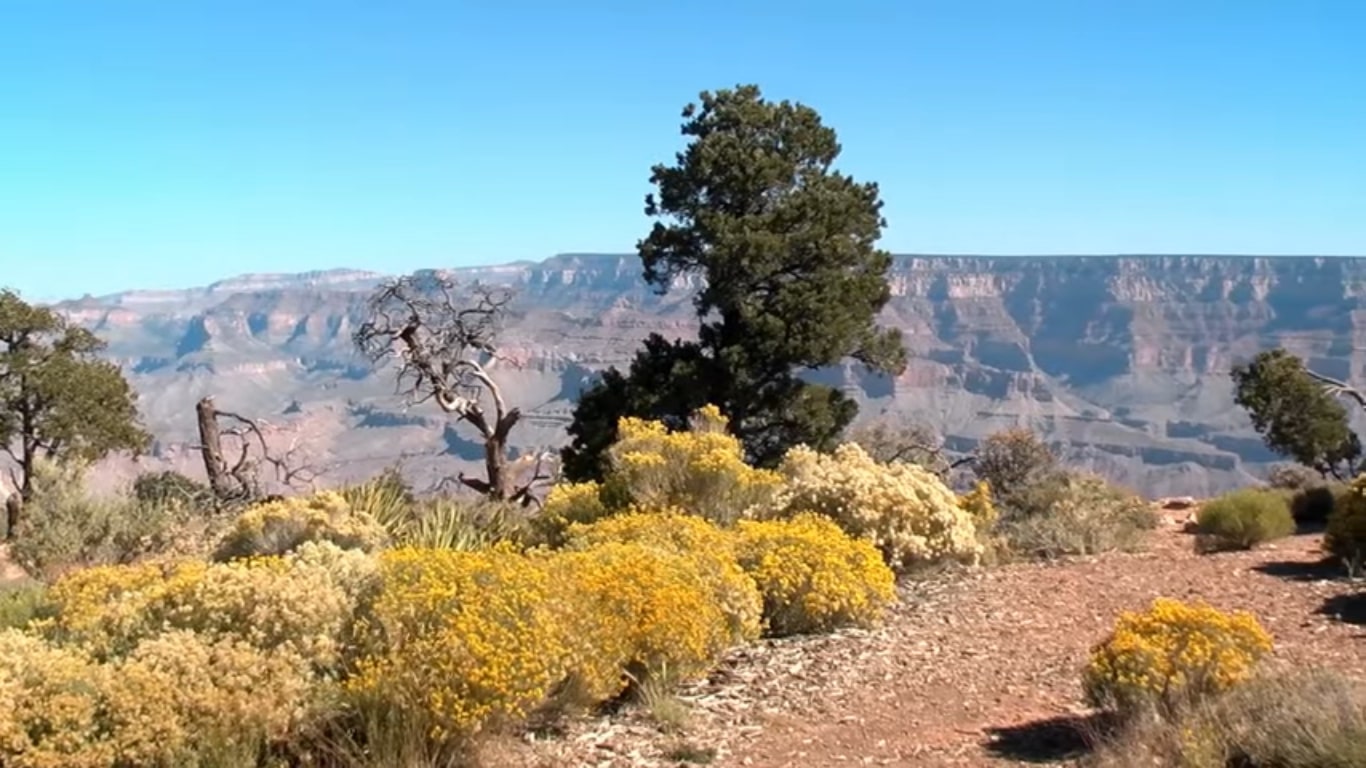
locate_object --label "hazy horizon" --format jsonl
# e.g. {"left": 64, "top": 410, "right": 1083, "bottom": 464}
{"left": 18, "top": 251, "right": 1366, "bottom": 305}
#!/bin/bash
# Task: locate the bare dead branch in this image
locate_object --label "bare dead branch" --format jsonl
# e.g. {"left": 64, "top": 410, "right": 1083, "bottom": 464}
{"left": 1305, "top": 368, "right": 1366, "bottom": 410}
{"left": 845, "top": 416, "right": 972, "bottom": 479}
{"left": 507, "top": 450, "right": 558, "bottom": 509}
{"left": 353, "top": 273, "right": 513, "bottom": 423}
{"left": 192, "top": 396, "right": 323, "bottom": 504}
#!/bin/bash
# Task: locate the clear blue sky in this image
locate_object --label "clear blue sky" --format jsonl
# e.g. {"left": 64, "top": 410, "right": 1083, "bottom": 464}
{"left": 2, "top": 1, "right": 1363, "bottom": 300}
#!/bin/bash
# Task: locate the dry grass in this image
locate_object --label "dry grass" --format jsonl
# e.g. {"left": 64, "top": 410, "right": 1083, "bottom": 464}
{"left": 1088, "top": 667, "right": 1366, "bottom": 767}
{"left": 637, "top": 676, "right": 692, "bottom": 735}
{"left": 996, "top": 471, "right": 1160, "bottom": 560}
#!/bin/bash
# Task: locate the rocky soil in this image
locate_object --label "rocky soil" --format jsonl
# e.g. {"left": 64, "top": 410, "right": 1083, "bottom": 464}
{"left": 489, "top": 522, "right": 1366, "bottom": 767}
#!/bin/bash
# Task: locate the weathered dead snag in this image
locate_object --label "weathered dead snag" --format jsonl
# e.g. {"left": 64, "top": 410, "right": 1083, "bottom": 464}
{"left": 354, "top": 272, "right": 551, "bottom": 506}
{"left": 847, "top": 415, "right": 976, "bottom": 479}
{"left": 194, "top": 395, "right": 319, "bottom": 504}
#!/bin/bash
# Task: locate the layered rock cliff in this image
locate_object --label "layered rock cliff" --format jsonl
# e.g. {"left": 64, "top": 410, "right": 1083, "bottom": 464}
{"left": 54, "top": 253, "right": 1366, "bottom": 498}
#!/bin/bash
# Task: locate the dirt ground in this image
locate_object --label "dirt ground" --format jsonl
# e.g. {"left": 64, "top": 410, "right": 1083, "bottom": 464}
{"left": 493, "top": 523, "right": 1366, "bottom": 768}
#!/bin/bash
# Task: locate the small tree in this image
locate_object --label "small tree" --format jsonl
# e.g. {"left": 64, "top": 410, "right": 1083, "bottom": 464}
{"left": 0, "top": 289, "right": 150, "bottom": 535}
{"left": 973, "top": 426, "right": 1059, "bottom": 506}
{"left": 1231, "top": 349, "right": 1361, "bottom": 479}
{"left": 354, "top": 273, "right": 551, "bottom": 505}
{"left": 563, "top": 84, "right": 906, "bottom": 480}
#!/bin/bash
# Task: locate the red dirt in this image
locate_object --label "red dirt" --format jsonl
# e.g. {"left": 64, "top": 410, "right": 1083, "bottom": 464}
{"left": 494, "top": 525, "right": 1365, "bottom": 767}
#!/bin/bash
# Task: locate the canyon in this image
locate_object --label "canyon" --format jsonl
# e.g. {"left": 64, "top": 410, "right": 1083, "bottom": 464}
{"left": 51, "top": 253, "right": 1366, "bottom": 498}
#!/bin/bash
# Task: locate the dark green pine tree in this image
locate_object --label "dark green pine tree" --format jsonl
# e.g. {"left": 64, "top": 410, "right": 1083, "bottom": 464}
{"left": 0, "top": 289, "right": 151, "bottom": 535}
{"left": 562, "top": 84, "right": 906, "bottom": 481}
{"left": 1230, "top": 348, "right": 1362, "bottom": 479}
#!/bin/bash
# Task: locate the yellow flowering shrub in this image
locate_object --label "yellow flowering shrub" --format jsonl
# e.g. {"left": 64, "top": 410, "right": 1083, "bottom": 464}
{"left": 958, "top": 479, "right": 998, "bottom": 534}
{"left": 734, "top": 514, "right": 896, "bottom": 637}
{"left": 563, "top": 509, "right": 763, "bottom": 644}
{"left": 607, "top": 405, "right": 783, "bottom": 525}
{"left": 346, "top": 546, "right": 568, "bottom": 743}
{"left": 214, "top": 490, "right": 389, "bottom": 561}
{"left": 548, "top": 540, "right": 736, "bottom": 701}
{"left": 1326, "top": 474, "right": 1366, "bottom": 575}
{"left": 1084, "top": 598, "right": 1274, "bottom": 718}
{"left": 530, "top": 480, "right": 611, "bottom": 548}
{"left": 39, "top": 558, "right": 201, "bottom": 660}
{"left": 767, "top": 443, "right": 982, "bottom": 572}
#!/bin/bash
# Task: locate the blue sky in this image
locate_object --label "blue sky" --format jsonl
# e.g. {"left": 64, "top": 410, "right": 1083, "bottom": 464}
{"left": 2, "top": 1, "right": 1363, "bottom": 300}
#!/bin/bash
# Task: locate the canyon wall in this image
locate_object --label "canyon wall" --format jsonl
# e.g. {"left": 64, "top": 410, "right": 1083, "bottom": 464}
{"left": 55, "top": 253, "right": 1366, "bottom": 497}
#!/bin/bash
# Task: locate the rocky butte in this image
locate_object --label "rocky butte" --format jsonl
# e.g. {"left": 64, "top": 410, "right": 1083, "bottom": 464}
{"left": 52, "top": 253, "right": 1366, "bottom": 498}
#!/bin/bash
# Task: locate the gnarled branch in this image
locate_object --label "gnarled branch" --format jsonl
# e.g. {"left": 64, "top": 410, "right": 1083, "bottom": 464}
{"left": 193, "top": 396, "right": 322, "bottom": 504}
{"left": 354, "top": 273, "right": 528, "bottom": 500}
{"left": 1305, "top": 368, "right": 1366, "bottom": 410}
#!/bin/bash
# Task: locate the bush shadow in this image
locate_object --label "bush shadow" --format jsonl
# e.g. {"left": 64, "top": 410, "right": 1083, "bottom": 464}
{"left": 1250, "top": 557, "right": 1343, "bottom": 582}
{"left": 1318, "top": 593, "right": 1366, "bottom": 626}
{"left": 982, "top": 711, "right": 1118, "bottom": 763}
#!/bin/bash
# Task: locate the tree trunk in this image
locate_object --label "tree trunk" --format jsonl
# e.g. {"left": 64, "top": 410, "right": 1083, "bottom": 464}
{"left": 18, "top": 397, "right": 35, "bottom": 504}
{"left": 196, "top": 397, "right": 234, "bottom": 499}
{"left": 4, "top": 494, "right": 20, "bottom": 542}
{"left": 484, "top": 436, "right": 510, "bottom": 499}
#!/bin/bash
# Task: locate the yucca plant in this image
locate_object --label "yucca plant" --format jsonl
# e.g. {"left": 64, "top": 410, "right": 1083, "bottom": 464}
{"left": 340, "top": 466, "right": 415, "bottom": 537}
{"left": 400, "top": 497, "right": 522, "bottom": 551}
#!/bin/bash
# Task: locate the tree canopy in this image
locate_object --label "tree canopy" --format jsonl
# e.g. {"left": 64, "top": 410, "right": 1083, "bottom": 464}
{"left": 0, "top": 290, "right": 150, "bottom": 514}
{"left": 562, "top": 84, "right": 906, "bottom": 481}
{"left": 1230, "top": 348, "right": 1361, "bottom": 479}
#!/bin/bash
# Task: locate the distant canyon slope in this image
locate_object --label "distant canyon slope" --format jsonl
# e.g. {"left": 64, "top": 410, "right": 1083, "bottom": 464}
{"left": 53, "top": 253, "right": 1366, "bottom": 499}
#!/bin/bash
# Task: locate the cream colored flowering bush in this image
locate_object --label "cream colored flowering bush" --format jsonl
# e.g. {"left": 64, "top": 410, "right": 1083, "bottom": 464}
{"left": 160, "top": 550, "right": 363, "bottom": 670}
{"left": 765, "top": 443, "right": 982, "bottom": 572}
{"left": 40, "top": 542, "right": 374, "bottom": 672}
{"left": 0, "top": 627, "right": 319, "bottom": 767}
{"left": 113, "top": 630, "right": 317, "bottom": 761}
{"left": 0, "top": 629, "right": 116, "bottom": 767}
{"left": 214, "top": 490, "right": 389, "bottom": 561}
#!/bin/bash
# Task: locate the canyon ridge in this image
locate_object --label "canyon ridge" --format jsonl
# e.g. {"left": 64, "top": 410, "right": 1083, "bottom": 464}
{"left": 51, "top": 252, "right": 1366, "bottom": 499}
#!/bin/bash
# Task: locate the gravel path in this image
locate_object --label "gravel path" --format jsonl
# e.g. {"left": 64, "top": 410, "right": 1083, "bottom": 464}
{"left": 489, "top": 526, "right": 1365, "bottom": 767}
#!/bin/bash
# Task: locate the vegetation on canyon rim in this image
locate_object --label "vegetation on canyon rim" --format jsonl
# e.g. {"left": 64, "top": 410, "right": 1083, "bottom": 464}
{"left": 0, "top": 83, "right": 1362, "bottom": 766}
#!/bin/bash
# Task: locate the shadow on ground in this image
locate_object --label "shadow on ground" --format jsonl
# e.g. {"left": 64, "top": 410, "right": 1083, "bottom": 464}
{"left": 983, "top": 712, "right": 1118, "bottom": 764}
{"left": 1251, "top": 557, "right": 1343, "bottom": 582}
{"left": 1318, "top": 593, "right": 1366, "bottom": 626}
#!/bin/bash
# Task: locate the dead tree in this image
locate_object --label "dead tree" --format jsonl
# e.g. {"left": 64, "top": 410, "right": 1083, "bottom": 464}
{"left": 353, "top": 273, "right": 547, "bottom": 505}
{"left": 194, "top": 395, "right": 319, "bottom": 504}
{"left": 846, "top": 416, "right": 975, "bottom": 478}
